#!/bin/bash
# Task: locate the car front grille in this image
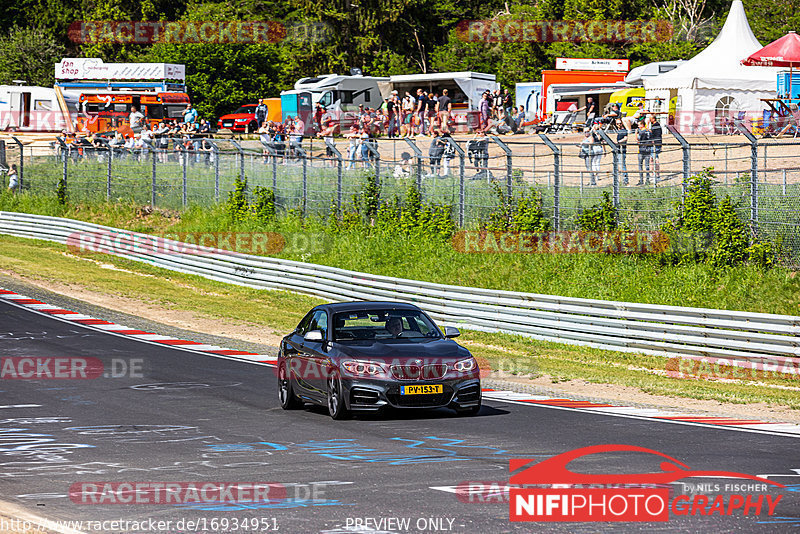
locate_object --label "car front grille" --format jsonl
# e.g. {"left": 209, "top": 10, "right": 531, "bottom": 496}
{"left": 222, "top": 121, "right": 233, "bottom": 127}
{"left": 386, "top": 384, "right": 453, "bottom": 407}
{"left": 390, "top": 364, "right": 447, "bottom": 381}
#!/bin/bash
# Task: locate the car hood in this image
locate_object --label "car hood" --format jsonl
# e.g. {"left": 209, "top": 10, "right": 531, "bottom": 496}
{"left": 332, "top": 338, "right": 468, "bottom": 362}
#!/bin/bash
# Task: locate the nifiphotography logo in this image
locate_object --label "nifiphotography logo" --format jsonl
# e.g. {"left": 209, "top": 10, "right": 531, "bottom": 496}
{"left": 509, "top": 444, "right": 784, "bottom": 522}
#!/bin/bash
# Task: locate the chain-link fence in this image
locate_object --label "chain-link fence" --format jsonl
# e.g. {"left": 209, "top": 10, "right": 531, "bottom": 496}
{"left": 2, "top": 128, "right": 799, "bottom": 263}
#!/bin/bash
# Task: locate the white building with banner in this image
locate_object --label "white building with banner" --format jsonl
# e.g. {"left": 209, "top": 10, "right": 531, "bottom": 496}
{"left": 644, "top": 0, "right": 781, "bottom": 134}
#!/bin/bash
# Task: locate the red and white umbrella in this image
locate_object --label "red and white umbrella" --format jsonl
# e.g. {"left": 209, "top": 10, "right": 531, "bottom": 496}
{"left": 742, "top": 31, "right": 800, "bottom": 100}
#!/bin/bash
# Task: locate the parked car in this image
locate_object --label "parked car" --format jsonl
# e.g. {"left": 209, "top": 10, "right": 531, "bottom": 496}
{"left": 217, "top": 104, "right": 260, "bottom": 133}
{"left": 277, "top": 301, "right": 482, "bottom": 419}
{"left": 217, "top": 98, "right": 282, "bottom": 133}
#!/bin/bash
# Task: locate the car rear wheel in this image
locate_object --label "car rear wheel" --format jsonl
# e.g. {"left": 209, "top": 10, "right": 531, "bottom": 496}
{"left": 327, "top": 372, "right": 350, "bottom": 420}
{"left": 278, "top": 363, "right": 302, "bottom": 410}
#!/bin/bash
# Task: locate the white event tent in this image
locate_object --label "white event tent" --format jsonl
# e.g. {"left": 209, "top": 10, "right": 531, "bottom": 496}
{"left": 644, "top": 0, "right": 781, "bottom": 133}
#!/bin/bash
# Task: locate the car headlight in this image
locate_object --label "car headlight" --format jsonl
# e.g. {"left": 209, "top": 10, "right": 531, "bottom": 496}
{"left": 454, "top": 357, "right": 477, "bottom": 373}
{"left": 342, "top": 360, "right": 387, "bottom": 377}
{"left": 235, "top": 118, "right": 248, "bottom": 122}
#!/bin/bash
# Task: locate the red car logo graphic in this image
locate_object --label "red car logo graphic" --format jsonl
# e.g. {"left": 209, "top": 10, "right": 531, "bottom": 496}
{"left": 509, "top": 444, "right": 785, "bottom": 487}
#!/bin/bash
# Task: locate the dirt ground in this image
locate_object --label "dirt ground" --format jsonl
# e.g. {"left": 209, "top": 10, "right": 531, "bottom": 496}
{"left": 3, "top": 270, "right": 799, "bottom": 424}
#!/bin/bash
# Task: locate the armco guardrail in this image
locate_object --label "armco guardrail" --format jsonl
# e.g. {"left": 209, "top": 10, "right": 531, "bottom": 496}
{"left": 1, "top": 211, "right": 798, "bottom": 370}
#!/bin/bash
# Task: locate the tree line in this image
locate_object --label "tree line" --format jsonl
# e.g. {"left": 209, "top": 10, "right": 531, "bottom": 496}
{"left": 1, "top": 0, "right": 798, "bottom": 120}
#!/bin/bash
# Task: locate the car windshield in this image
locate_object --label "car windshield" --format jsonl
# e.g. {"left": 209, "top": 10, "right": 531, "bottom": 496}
{"left": 333, "top": 310, "right": 442, "bottom": 341}
{"left": 233, "top": 106, "right": 255, "bottom": 114}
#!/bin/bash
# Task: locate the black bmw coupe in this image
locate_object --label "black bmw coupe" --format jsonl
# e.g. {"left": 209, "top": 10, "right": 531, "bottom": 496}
{"left": 277, "top": 301, "right": 482, "bottom": 419}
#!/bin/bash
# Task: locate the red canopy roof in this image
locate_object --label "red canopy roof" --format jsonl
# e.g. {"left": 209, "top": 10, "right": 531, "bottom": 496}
{"left": 742, "top": 31, "right": 800, "bottom": 67}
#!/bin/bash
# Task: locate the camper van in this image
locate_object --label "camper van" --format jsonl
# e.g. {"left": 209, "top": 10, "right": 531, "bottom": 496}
{"left": 280, "top": 73, "right": 388, "bottom": 132}
{"left": 282, "top": 74, "right": 387, "bottom": 114}
{"left": 0, "top": 85, "right": 76, "bottom": 132}
{"left": 280, "top": 71, "right": 499, "bottom": 133}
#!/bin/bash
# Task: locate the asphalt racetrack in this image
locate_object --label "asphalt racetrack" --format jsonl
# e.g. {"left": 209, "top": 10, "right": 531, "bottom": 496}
{"left": 1, "top": 294, "right": 799, "bottom": 533}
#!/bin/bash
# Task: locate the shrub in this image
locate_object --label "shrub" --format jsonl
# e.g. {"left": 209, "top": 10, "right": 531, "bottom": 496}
{"left": 659, "top": 168, "right": 775, "bottom": 269}
{"left": 253, "top": 186, "right": 276, "bottom": 223}
{"left": 576, "top": 191, "right": 617, "bottom": 232}
{"left": 225, "top": 176, "right": 249, "bottom": 222}
{"left": 485, "top": 181, "right": 550, "bottom": 233}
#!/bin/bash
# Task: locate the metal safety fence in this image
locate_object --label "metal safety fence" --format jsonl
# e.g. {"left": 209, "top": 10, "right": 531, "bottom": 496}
{"left": 2, "top": 127, "right": 799, "bottom": 262}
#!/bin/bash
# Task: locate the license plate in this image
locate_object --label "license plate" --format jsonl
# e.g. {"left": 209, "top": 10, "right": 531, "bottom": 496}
{"left": 400, "top": 384, "right": 443, "bottom": 395}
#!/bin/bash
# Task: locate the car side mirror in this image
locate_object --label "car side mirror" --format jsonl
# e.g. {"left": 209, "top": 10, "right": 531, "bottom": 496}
{"left": 443, "top": 326, "right": 460, "bottom": 338}
{"left": 304, "top": 330, "right": 324, "bottom": 342}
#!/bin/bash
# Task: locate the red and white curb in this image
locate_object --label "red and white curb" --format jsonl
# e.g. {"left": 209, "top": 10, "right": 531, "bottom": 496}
{"left": 3, "top": 287, "right": 799, "bottom": 438}
{"left": 0, "top": 288, "right": 277, "bottom": 365}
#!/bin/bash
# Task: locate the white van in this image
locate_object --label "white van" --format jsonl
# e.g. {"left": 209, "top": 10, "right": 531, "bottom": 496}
{"left": 0, "top": 85, "right": 76, "bottom": 132}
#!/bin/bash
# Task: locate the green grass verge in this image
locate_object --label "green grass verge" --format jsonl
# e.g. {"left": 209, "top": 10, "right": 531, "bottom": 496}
{"left": 2, "top": 189, "right": 798, "bottom": 316}
{"left": 1, "top": 234, "right": 799, "bottom": 410}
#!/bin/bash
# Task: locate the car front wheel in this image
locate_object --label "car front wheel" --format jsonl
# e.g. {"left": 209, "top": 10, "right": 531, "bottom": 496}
{"left": 327, "top": 372, "right": 350, "bottom": 420}
{"left": 278, "top": 363, "right": 302, "bottom": 409}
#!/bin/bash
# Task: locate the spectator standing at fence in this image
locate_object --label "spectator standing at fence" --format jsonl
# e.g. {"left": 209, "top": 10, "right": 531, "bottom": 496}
{"left": 360, "top": 127, "right": 373, "bottom": 168}
{"left": 256, "top": 99, "right": 268, "bottom": 129}
{"left": 129, "top": 105, "right": 145, "bottom": 134}
{"left": 110, "top": 132, "right": 124, "bottom": 149}
{"left": 293, "top": 115, "right": 305, "bottom": 141}
{"left": 649, "top": 114, "right": 662, "bottom": 183}
{"left": 6, "top": 164, "right": 19, "bottom": 192}
{"left": 580, "top": 130, "right": 594, "bottom": 184}
{"left": 182, "top": 103, "right": 198, "bottom": 125}
{"left": 345, "top": 125, "right": 360, "bottom": 170}
{"left": 468, "top": 129, "right": 490, "bottom": 179}
{"left": 636, "top": 116, "right": 651, "bottom": 185}
{"left": 615, "top": 118, "right": 629, "bottom": 185}
{"left": 440, "top": 130, "right": 455, "bottom": 177}
{"left": 428, "top": 129, "right": 446, "bottom": 176}
{"left": 590, "top": 126, "right": 603, "bottom": 186}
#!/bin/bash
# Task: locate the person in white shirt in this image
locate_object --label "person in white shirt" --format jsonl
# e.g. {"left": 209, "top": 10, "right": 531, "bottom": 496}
{"left": 129, "top": 106, "right": 145, "bottom": 133}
